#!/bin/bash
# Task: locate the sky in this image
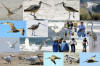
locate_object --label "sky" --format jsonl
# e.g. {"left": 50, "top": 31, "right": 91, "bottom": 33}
{"left": 44, "top": 52, "right": 64, "bottom": 66}
{"left": 0, "top": 38, "right": 19, "bottom": 53}
{"left": 0, "top": 20, "right": 26, "bottom": 37}
{"left": 80, "top": 52, "right": 100, "bottom": 66}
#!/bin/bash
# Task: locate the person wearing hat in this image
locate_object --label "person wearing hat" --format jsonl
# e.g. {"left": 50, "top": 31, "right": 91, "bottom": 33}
{"left": 53, "top": 40, "right": 59, "bottom": 52}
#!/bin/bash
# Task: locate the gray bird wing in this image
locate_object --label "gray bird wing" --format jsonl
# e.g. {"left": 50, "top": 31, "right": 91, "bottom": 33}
{"left": 24, "top": 5, "right": 39, "bottom": 11}
{"left": 12, "top": 5, "right": 23, "bottom": 12}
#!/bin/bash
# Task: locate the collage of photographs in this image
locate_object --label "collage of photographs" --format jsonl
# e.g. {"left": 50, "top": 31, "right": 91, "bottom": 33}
{"left": 0, "top": 0, "right": 100, "bottom": 66}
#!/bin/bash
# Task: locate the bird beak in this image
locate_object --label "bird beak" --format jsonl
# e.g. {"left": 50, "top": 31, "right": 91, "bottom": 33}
{"left": 42, "top": 2, "right": 51, "bottom": 7}
{"left": 40, "top": 23, "right": 47, "bottom": 26}
{"left": 13, "top": 56, "right": 16, "bottom": 57}
{"left": 55, "top": 2, "right": 62, "bottom": 6}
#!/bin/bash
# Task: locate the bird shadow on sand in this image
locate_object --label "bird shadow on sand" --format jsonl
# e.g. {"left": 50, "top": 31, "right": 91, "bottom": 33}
{"left": 30, "top": 62, "right": 43, "bottom": 65}
{"left": 35, "top": 18, "right": 47, "bottom": 21}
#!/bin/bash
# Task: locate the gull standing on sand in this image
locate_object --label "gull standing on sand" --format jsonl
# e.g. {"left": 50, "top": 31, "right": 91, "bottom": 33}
{"left": 1, "top": 55, "right": 16, "bottom": 64}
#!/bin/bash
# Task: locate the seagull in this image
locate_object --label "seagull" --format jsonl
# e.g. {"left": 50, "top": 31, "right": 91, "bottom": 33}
{"left": 24, "top": 1, "right": 51, "bottom": 19}
{"left": 0, "top": 22, "right": 25, "bottom": 36}
{"left": 47, "top": 55, "right": 61, "bottom": 64}
{"left": 84, "top": 55, "right": 98, "bottom": 63}
{"left": 85, "top": 1, "right": 100, "bottom": 19}
{"left": 28, "top": 22, "right": 46, "bottom": 36}
{"left": 7, "top": 41, "right": 18, "bottom": 49}
{"left": 24, "top": 55, "right": 42, "bottom": 64}
{"left": 38, "top": 38, "right": 50, "bottom": 50}
{"left": 1, "top": 55, "right": 16, "bottom": 64}
{"left": 55, "top": 2, "right": 79, "bottom": 19}
{"left": 1, "top": 3, "right": 22, "bottom": 17}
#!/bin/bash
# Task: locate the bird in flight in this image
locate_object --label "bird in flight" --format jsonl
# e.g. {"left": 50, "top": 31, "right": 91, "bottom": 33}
{"left": 1, "top": 3, "right": 22, "bottom": 17}
{"left": 7, "top": 41, "right": 18, "bottom": 49}
{"left": 0, "top": 22, "right": 25, "bottom": 36}
{"left": 46, "top": 55, "right": 61, "bottom": 64}
{"left": 84, "top": 55, "right": 98, "bottom": 63}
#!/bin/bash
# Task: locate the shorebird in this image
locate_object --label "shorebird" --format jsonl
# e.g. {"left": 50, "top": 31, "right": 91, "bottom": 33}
{"left": 1, "top": 55, "right": 16, "bottom": 64}
{"left": 24, "top": 1, "right": 51, "bottom": 19}
{"left": 65, "top": 55, "right": 79, "bottom": 64}
{"left": 84, "top": 55, "right": 98, "bottom": 63}
{"left": 55, "top": 2, "right": 79, "bottom": 19}
{"left": 85, "top": 1, "right": 100, "bottom": 19}
{"left": 1, "top": 3, "right": 22, "bottom": 17}
{"left": 7, "top": 41, "right": 18, "bottom": 49}
{"left": 28, "top": 22, "right": 46, "bottom": 36}
{"left": 38, "top": 38, "right": 50, "bottom": 50}
{"left": 24, "top": 55, "right": 42, "bottom": 64}
{"left": 47, "top": 55, "right": 61, "bottom": 64}
{"left": 0, "top": 22, "right": 25, "bottom": 36}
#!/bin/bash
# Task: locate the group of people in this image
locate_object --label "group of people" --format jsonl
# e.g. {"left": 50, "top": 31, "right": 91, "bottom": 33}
{"left": 64, "top": 21, "right": 86, "bottom": 38}
{"left": 53, "top": 38, "right": 88, "bottom": 52}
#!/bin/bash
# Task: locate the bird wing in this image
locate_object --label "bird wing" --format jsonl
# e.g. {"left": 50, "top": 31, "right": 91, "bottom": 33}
{"left": 52, "top": 60, "right": 56, "bottom": 64}
{"left": 1, "top": 3, "right": 12, "bottom": 13}
{"left": 24, "top": 5, "right": 39, "bottom": 11}
{"left": 52, "top": 55, "right": 61, "bottom": 59}
{"left": 38, "top": 43, "right": 43, "bottom": 50}
{"left": 12, "top": 5, "right": 23, "bottom": 12}
{"left": 90, "top": 55, "right": 96, "bottom": 60}
{"left": 0, "top": 22, "right": 16, "bottom": 30}
{"left": 17, "top": 28, "right": 24, "bottom": 35}
{"left": 66, "top": 7, "right": 79, "bottom": 12}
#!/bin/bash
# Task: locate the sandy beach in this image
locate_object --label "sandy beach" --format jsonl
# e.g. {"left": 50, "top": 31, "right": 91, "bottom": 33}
{"left": 0, "top": 51, "right": 43, "bottom": 66}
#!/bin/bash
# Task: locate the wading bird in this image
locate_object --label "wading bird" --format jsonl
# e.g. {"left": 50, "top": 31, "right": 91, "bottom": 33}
{"left": 0, "top": 22, "right": 24, "bottom": 36}
{"left": 47, "top": 55, "right": 61, "bottom": 64}
{"left": 1, "top": 55, "right": 16, "bottom": 64}
{"left": 28, "top": 22, "right": 46, "bottom": 36}
{"left": 55, "top": 2, "right": 79, "bottom": 19}
{"left": 38, "top": 38, "right": 50, "bottom": 50}
{"left": 84, "top": 55, "right": 98, "bottom": 63}
{"left": 1, "top": 3, "right": 22, "bottom": 17}
{"left": 84, "top": 1, "right": 100, "bottom": 19}
{"left": 24, "top": 1, "right": 51, "bottom": 19}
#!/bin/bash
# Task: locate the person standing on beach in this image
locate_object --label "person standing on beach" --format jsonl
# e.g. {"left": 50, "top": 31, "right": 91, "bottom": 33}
{"left": 58, "top": 38, "right": 63, "bottom": 52}
{"left": 69, "top": 38, "right": 77, "bottom": 52}
{"left": 60, "top": 40, "right": 69, "bottom": 52}
{"left": 77, "top": 22, "right": 86, "bottom": 37}
{"left": 53, "top": 40, "right": 59, "bottom": 52}
{"left": 82, "top": 38, "right": 88, "bottom": 52}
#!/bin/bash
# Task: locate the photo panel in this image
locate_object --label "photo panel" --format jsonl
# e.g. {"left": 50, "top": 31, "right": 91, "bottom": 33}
{"left": 0, "top": 0, "right": 23, "bottom": 20}
{"left": 0, "top": 20, "right": 26, "bottom": 37}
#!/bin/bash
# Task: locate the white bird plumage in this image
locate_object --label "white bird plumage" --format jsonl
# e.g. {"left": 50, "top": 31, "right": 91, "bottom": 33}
{"left": 1, "top": 55, "right": 16, "bottom": 64}
{"left": 7, "top": 41, "right": 18, "bottom": 49}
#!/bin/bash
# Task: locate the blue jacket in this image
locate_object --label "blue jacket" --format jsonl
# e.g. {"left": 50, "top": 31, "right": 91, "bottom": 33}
{"left": 60, "top": 42, "right": 69, "bottom": 52}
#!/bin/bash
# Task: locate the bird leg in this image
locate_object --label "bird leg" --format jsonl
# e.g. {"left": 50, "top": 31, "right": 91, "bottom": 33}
{"left": 73, "top": 12, "right": 75, "bottom": 18}
{"left": 69, "top": 12, "right": 71, "bottom": 19}
{"left": 34, "top": 13, "right": 37, "bottom": 19}
{"left": 32, "top": 30, "right": 35, "bottom": 36}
